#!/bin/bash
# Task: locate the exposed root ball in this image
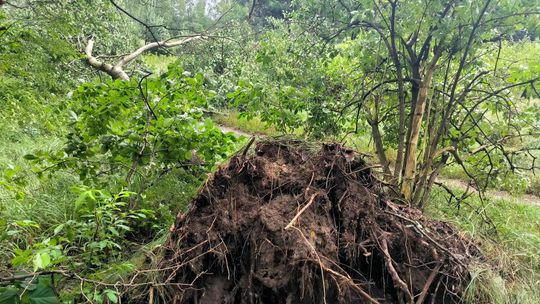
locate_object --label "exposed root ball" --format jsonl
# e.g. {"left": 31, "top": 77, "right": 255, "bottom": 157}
{"left": 160, "top": 140, "right": 478, "bottom": 303}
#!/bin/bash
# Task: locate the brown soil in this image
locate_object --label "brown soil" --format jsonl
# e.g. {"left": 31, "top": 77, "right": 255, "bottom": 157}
{"left": 160, "top": 140, "right": 479, "bottom": 303}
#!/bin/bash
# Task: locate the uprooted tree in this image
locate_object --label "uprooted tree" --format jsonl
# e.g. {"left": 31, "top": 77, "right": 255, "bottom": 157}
{"left": 156, "top": 140, "right": 479, "bottom": 303}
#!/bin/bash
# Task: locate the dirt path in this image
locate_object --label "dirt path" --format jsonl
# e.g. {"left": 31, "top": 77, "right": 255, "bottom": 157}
{"left": 218, "top": 124, "right": 540, "bottom": 207}
{"left": 437, "top": 178, "right": 540, "bottom": 207}
{"left": 218, "top": 125, "right": 254, "bottom": 137}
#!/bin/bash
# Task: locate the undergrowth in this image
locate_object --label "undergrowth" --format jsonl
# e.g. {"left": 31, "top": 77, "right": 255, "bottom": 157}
{"left": 426, "top": 187, "right": 540, "bottom": 303}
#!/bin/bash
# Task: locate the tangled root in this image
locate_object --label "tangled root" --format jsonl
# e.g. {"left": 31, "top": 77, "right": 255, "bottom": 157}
{"left": 159, "top": 140, "right": 478, "bottom": 303}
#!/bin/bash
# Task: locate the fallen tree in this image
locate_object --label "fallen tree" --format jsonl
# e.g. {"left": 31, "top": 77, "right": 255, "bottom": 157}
{"left": 85, "top": 34, "right": 204, "bottom": 80}
{"left": 157, "top": 140, "right": 479, "bottom": 303}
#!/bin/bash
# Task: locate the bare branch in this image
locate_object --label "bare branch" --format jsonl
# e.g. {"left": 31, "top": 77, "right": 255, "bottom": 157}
{"left": 85, "top": 35, "right": 205, "bottom": 80}
{"left": 117, "top": 35, "right": 204, "bottom": 68}
{"left": 85, "top": 37, "right": 129, "bottom": 80}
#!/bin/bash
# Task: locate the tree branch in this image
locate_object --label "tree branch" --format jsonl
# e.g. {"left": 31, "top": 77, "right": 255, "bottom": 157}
{"left": 85, "top": 35, "right": 205, "bottom": 80}
{"left": 85, "top": 36, "right": 129, "bottom": 80}
{"left": 117, "top": 35, "right": 204, "bottom": 67}
{"left": 247, "top": 0, "right": 256, "bottom": 21}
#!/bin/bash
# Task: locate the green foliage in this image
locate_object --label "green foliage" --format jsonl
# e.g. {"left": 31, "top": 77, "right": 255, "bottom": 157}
{"left": 4, "top": 187, "right": 155, "bottom": 271}
{"left": 0, "top": 185, "right": 155, "bottom": 303}
{"left": 0, "top": 0, "right": 139, "bottom": 135}
{"left": 33, "top": 67, "right": 237, "bottom": 191}
{"left": 119, "top": 0, "right": 235, "bottom": 42}
{"left": 217, "top": 0, "right": 540, "bottom": 204}
{"left": 0, "top": 276, "right": 58, "bottom": 304}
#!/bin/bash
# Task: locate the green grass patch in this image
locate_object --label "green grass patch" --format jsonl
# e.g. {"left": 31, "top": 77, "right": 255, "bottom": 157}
{"left": 426, "top": 187, "right": 540, "bottom": 303}
{"left": 213, "top": 110, "right": 280, "bottom": 136}
{"left": 142, "top": 54, "right": 178, "bottom": 76}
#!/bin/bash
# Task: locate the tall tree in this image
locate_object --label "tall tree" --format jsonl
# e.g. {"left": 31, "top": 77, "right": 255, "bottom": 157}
{"left": 241, "top": 0, "right": 540, "bottom": 206}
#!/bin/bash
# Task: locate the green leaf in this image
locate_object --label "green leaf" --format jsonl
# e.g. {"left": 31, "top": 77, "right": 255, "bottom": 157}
{"left": 15, "top": 220, "right": 40, "bottom": 229}
{"left": 104, "top": 290, "right": 118, "bottom": 303}
{"left": 33, "top": 253, "right": 51, "bottom": 271}
{"left": 23, "top": 154, "right": 38, "bottom": 160}
{"left": 108, "top": 226, "right": 119, "bottom": 236}
{"left": 117, "top": 224, "right": 131, "bottom": 231}
{"left": 27, "top": 284, "right": 58, "bottom": 304}
{"left": 0, "top": 287, "right": 20, "bottom": 304}
{"left": 53, "top": 224, "right": 64, "bottom": 235}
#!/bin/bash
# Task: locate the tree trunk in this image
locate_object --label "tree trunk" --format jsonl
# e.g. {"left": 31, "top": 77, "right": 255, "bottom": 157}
{"left": 366, "top": 96, "right": 392, "bottom": 178}
{"left": 370, "top": 120, "right": 392, "bottom": 178}
{"left": 401, "top": 67, "right": 436, "bottom": 201}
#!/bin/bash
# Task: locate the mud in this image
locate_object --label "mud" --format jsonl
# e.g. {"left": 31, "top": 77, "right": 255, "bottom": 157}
{"left": 160, "top": 140, "right": 478, "bottom": 303}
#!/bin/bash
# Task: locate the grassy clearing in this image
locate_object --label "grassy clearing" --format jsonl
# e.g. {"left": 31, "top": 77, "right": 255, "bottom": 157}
{"left": 427, "top": 187, "right": 540, "bottom": 303}
{"left": 142, "top": 54, "right": 178, "bottom": 76}
{"left": 212, "top": 110, "right": 280, "bottom": 136}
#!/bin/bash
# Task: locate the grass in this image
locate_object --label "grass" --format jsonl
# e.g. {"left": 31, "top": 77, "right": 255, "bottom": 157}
{"left": 0, "top": 126, "right": 78, "bottom": 221}
{"left": 142, "top": 54, "right": 178, "bottom": 76}
{"left": 0, "top": 123, "right": 79, "bottom": 259}
{"left": 426, "top": 187, "right": 540, "bottom": 303}
{"left": 212, "top": 110, "right": 280, "bottom": 136}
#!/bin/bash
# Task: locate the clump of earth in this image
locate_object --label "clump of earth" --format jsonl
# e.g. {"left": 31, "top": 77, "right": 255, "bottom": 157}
{"left": 159, "top": 140, "right": 478, "bottom": 303}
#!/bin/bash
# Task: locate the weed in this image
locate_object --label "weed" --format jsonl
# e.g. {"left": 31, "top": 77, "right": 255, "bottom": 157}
{"left": 427, "top": 187, "right": 540, "bottom": 303}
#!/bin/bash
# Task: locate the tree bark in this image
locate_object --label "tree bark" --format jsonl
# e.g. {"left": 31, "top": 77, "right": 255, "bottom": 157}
{"left": 367, "top": 96, "right": 392, "bottom": 178}
{"left": 85, "top": 38, "right": 130, "bottom": 80}
{"left": 401, "top": 51, "right": 440, "bottom": 201}
{"left": 371, "top": 120, "right": 392, "bottom": 178}
{"left": 389, "top": 1, "right": 407, "bottom": 185}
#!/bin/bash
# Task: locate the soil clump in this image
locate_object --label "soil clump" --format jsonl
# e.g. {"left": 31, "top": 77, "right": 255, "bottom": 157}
{"left": 160, "top": 140, "right": 478, "bottom": 303}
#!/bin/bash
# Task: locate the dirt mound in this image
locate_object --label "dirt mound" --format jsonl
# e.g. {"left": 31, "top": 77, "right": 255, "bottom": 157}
{"left": 160, "top": 140, "right": 478, "bottom": 303}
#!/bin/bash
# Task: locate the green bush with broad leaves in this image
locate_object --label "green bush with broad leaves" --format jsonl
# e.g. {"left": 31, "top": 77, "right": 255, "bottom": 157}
{"left": 0, "top": 187, "right": 147, "bottom": 303}
{"left": 29, "top": 65, "right": 237, "bottom": 191}
{"left": 1, "top": 63, "right": 238, "bottom": 302}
